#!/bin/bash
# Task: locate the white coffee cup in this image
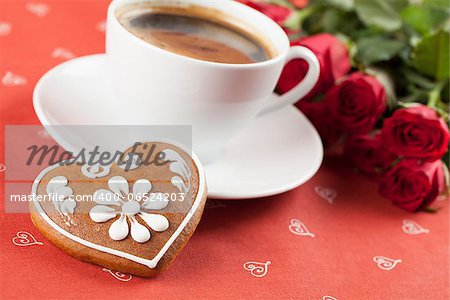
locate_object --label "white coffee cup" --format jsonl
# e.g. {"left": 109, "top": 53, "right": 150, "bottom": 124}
{"left": 106, "top": 0, "right": 320, "bottom": 163}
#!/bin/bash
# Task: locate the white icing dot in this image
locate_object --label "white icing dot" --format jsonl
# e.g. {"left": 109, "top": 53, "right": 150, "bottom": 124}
{"left": 90, "top": 205, "right": 117, "bottom": 223}
{"left": 130, "top": 218, "right": 151, "bottom": 243}
{"left": 109, "top": 216, "right": 129, "bottom": 241}
{"left": 139, "top": 212, "right": 169, "bottom": 232}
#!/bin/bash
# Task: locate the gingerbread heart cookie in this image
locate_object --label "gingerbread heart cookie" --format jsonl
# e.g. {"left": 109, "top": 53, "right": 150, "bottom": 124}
{"left": 30, "top": 141, "right": 207, "bottom": 277}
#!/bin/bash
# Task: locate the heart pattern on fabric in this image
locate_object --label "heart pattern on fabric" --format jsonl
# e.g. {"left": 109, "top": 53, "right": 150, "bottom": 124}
{"left": 51, "top": 47, "right": 75, "bottom": 60}
{"left": 96, "top": 21, "right": 106, "bottom": 33}
{"left": 102, "top": 268, "right": 133, "bottom": 282}
{"left": 402, "top": 220, "right": 429, "bottom": 235}
{"left": 0, "top": 22, "right": 12, "bottom": 36}
{"left": 373, "top": 256, "right": 401, "bottom": 271}
{"left": 243, "top": 261, "right": 271, "bottom": 278}
{"left": 37, "top": 129, "right": 52, "bottom": 139}
{"left": 205, "top": 200, "right": 226, "bottom": 209}
{"left": 2, "top": 71, "right": 27, "bottom": 87}
{"left": 314, "top": 186, "right": 337, "bottom": 204}
{"left": 31, "top": 142, "right": 206, "bottom": 270}
{"left": 12, "top": 231, "right": 44, "bottom": 247}
{"left": 289, "top": 219, "right": 315, "bottom": 238}
{"left": 26, "top": 2, "right": 50, "bottom": 17}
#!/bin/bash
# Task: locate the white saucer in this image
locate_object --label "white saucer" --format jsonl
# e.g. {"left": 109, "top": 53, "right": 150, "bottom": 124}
{"left": 33, "top": 54, "right": 323, "bottom": 199}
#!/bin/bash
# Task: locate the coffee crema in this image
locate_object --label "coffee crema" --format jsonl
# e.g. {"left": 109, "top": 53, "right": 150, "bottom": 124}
{"left": 116, "top": 4, "right": 274, "bottom": 64}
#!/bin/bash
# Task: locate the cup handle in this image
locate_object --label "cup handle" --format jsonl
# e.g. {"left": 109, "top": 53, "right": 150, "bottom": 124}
{"left": 257, "top": 46, "right": 320, "bottom": 116}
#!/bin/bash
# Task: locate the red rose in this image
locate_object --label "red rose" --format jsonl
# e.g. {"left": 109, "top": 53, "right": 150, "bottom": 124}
{"left": 325, "top": 72, "right": 386, "bottom": 134}
{"left": 344, "top": 134, "right": 397, "bottom": 180}
{"left": 298, "top": 101, "right": 342, "bottom": 147}
{"left": 287, "top": 0, "right": 309, "bottom": 8}
{"left": 381, "top": 105, "right": 450, "bottom": 161}
{"left": 276, "top": 34, "right": 350, "bottom": 102}
{"left": 238, "top": 0, "right": 292, "bottom": 24}
{"left": 379, "top": 159, "right": 446, "bottom": 212}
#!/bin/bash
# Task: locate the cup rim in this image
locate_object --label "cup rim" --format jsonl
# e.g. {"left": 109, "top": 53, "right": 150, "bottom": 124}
{"left": 108, "top": 0, "right": 290, "bottom": 68}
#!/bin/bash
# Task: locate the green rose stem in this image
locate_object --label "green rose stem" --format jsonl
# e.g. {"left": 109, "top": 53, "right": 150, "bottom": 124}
{"left": 428, "top": 81, "right": 448, "bottom": 120}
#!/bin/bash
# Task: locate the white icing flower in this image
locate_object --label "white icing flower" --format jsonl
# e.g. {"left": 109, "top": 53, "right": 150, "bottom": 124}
{"left": 46, "top": 176, "right": 76, "bottom": 226}
{"left": 89, "top": 176, "right": 169, "bottom": 243}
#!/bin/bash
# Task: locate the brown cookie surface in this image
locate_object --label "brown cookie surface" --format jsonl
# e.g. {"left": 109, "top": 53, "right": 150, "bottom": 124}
{"left": 30, "top": 141, "right": 207, "bottom": 277}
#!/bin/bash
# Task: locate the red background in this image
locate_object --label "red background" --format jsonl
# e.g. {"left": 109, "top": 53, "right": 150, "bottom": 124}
{"left": 0, "top": 1, "right": 449, "bottom": 299}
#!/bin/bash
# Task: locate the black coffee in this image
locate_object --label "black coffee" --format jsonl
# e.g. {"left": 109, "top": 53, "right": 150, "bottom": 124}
{"left": 116, "top": 5, "right": 272, "bottom": 64}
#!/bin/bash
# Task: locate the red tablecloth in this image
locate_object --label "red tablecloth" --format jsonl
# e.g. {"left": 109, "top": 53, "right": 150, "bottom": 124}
{"left": 1, "top": 1, "right": 449, "bottom": 299}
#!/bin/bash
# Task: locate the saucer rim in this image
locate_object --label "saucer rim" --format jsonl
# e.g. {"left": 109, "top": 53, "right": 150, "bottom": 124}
{"left": 207, "top": 106, "right": 323, "bottom": 200}
{"left": 33, "top": 54, "right": 106, "bottom": 126}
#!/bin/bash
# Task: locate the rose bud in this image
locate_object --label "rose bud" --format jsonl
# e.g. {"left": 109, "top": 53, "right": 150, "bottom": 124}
{"left": 288, "top": 0, "right": 309, "bottom": 9}
{"left": 298, "top": 101, "right": 342, "bottom": 148}
{"left": 325, "top": 72, "right": 387, "bottom": 134}
{"left": 276, "top": 33, "right": 351, "bottom": 102}
{"left": 238, "top": 0, "right": 292, "bottom": 25}
{"left": 381, "top": 105, "right": 450, "bottom": 161}
{"left": 344, "top": 134, "right": 397, "bottom": 181}
{"left": 379, "top": 159, "right": 446, "bottom": 212}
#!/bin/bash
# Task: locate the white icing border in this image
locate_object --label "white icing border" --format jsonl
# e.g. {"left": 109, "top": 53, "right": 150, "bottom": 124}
{"left": 31, "top": 141, "right": 206, "bottom": 269}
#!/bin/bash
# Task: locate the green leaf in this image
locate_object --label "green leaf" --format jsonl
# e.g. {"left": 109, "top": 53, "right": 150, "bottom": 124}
{"left": 442, "top": 80, "right": 449, "bottom": 103}
{"left": 321, "top": 9, "right": 341, "bottom": 32}
{"left": 321, "top": 0, "right": 354, "bottom": 11}
{"left": 423, "top": 0, "right": 450, "bottom": 12}
{"left": 404, "top": 69, "right": 437, "bottom": 89}
{"left": 304, "top": 4, "right": 361, "bottom": 36}
{"left": 267, "top": 0, "right": 294, "bottom": 8}
{"left": 283, "top": 10, "right": 303, "bottom": 30}
{"left": 413, "top": 30, "right": 450, "bottom": 80}
{"left": 354, "top": 0, "right": 407, "bottom": 31}
{"left": 356, "top": 36, "right": 404, "bottom": 64}
{"left": 442, "top": 158, "right": 450, "bottom": 188}
{"left": 401, "top": 5, "right": 450, "bottom": 35}
{"left": 283, "top": 5, "right": 317, "bottom": 30}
